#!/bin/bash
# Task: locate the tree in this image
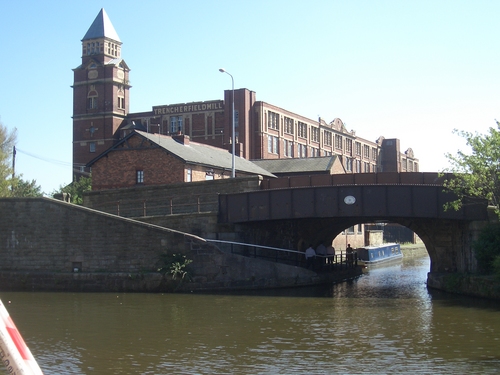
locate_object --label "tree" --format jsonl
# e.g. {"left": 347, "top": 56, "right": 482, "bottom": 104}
{"left": 0, "top": 120, "right": 17, "bottom": 197}
{"left": 52, "top": 176, "right": 92, "bottom": 205}
{"left": 11, "top": 178, "right": 43, "bottom": 197}
{"left": 471, "top": 223, "right": 500, "bottom": 275}
{"left": 444, "top": 121, "right": 500, "bottom": 277}
{"left": 443, "top": 121, "right": 500, "bottom": 217}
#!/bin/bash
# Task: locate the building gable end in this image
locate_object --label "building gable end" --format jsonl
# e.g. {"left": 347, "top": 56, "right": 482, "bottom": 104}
{"left": 118, "top": 60, "right": 130, "bottom": 71}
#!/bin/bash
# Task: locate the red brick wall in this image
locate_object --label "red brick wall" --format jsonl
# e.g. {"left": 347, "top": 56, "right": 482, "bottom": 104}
{"left": 91, "top": 139, "right": 185, "bottom": 190}
{"left": 72, "top": 56, "right": 130, "bottom": 180}
{"left": 191, "top": 113, "right": 207, "bottom": 140}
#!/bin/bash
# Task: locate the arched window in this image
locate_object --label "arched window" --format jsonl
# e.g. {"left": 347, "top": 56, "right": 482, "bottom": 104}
{"left": 87, "top": 86, "right": 98, "bottom": 109}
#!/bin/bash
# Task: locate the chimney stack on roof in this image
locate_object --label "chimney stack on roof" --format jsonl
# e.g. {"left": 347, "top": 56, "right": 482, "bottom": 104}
{"left": 173, "top": 134, "right": 190, "bottom": 145}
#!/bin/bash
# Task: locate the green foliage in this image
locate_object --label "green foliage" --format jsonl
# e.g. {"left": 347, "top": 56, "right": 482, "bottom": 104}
{"left": 11, "top": 178, "right": 43, "bottom": 197}
{"left": 0, "top": 121, "right": 17, "bottom": 197}
{"left": 472, "top": 224, "right": 500, "bottom": 275}
{"left": 0, "top": 120, "right": 43, "bottom": 197}
{"left": 492, "top": 256, "right": 500, "bottom": 280}
{"left": 52, "top": 176, "right": 92, "bottom": 205}
{"left": 157, "top": 253, "right": 193, "bottom": 280}
{"left": 443, "top": 121, "right": 500, "bottom": 217}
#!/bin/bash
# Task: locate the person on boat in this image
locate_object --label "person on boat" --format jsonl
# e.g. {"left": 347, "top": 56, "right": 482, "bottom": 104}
{"left": 305, "top": 245, "right": 316, "bottom": 269}
{"left": 346, "top": 244, "right": 354, "bottom": 266}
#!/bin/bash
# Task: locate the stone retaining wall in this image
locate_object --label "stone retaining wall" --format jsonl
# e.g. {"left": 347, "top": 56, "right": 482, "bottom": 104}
{"left": 427, "top": 273, "right": 500, "bottom": 300}
{"left": 0, "top": 197, "right": 354, "bottom": 292}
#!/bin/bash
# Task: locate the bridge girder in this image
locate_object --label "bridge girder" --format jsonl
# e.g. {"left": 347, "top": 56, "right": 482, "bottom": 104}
{"left": 219, "top": 185, "right": 487, "bottom": 223}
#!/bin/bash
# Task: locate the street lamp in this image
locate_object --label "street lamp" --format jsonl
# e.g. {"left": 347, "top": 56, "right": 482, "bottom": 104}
{"left": 219, "top": 68, "right": 235, "bottom": 178}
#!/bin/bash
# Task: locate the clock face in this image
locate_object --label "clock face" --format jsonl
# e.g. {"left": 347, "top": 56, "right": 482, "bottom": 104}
{"left": 117, "top": 70, "right": 124, "bottom": 79}
{"left": 88, "top": 70, "right": 98, "bottom": 79}
{"left": 344, "top": 195, "right": 356, "bottom": 205}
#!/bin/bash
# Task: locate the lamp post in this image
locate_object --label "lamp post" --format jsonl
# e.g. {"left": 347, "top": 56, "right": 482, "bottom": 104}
{"left": 219, "top": 68, "right": 235, "bottom": 178}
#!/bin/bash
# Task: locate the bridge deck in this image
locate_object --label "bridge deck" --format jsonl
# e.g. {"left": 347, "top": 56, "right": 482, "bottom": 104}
{"left": 219, "top": 181, "right": 488, "bottom": 223}
{"left": 261, "top": 172, "right": 450, "bottom": 190}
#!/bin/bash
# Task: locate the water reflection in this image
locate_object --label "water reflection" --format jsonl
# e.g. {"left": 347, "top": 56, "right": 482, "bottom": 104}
{"left": 1, "top": 255, "right": 499, "bottom": 374}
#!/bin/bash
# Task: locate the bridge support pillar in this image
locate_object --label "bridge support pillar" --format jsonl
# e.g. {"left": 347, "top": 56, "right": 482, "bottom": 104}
{"left": 409, "top": 219, "right": 488, "bottom": 273}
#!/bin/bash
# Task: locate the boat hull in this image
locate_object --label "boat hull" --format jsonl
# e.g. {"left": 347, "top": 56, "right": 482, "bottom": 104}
{"left": 357, "top": 243, "right": 402, "bottom": 266}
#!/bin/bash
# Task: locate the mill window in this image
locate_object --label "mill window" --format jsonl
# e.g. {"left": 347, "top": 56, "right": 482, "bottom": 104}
{"left": 284, "top": 117, "right": 294, "bottom": 134}
{"left": 136, "top": 170, "right": 144, "bottom": 184}
{"left": 268, "top": 111, "right": 279, "bottom": 130}
{"left": 346, "top": 139, "right": 353, "bottom": 153}
{"left": 311, "top": 127, "right": 319, "bottom": 142}
{"left": 324, "top": 131, "right": 332, "bottom": 146}
{"left": 284, "top": 139, "right": 294, "bottom": 157}
{"left": 363, "top": 145, "right": 370, "bottom": 159}
{"left": 298, "top": 143, "right": 307, "bottom": 158}
{"left": 268, "top": 135, "right": 279, "bottom": 154}
{"left": 170, "top": 116, "right": 183, "bottom": 134}
{"left": 298, "top": 122, "right": 307, "bottom": 138}
{"left": 355, "top": 142, "right": 361, "bottom": 156}
{"left": 335, "top": 135, "right": 343, "bottom": 150}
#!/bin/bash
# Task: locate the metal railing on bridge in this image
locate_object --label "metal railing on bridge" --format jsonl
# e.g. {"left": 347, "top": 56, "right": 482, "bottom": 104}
{"left": 88, "top": 193, "right": 219, "bottom": 218}
{"left": 260, "top": 172, "right": 449, "bottom": 190}
{"left": 205, "top": 239, "right": 358, "bottom": 271}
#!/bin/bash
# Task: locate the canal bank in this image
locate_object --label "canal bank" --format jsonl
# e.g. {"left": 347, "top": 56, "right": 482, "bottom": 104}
{"left": 427, "top": 273, "right": 500, "bottom": 300}
{"left": 0, "top": 262, "right": 363, "bottom": 293}
{"left": 400, "top": 243, "right": 428, "bottom": 257}
{"left": 399, "top": 243, "right": 500, "bottom": 300}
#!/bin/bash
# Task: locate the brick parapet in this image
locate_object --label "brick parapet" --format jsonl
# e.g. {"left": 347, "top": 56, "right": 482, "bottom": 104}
{"left": 84, "top": 176, "right": 263, "bottom": 217}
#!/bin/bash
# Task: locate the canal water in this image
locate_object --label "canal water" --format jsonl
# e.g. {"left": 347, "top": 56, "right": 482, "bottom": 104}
{"left": 1, "top": 255, "right": 499, "bottom": 374}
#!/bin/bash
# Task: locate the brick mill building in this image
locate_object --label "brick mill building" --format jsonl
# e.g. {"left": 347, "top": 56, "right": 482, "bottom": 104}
{"left": 73, "top": 9, "right": 419, "bottom": 188}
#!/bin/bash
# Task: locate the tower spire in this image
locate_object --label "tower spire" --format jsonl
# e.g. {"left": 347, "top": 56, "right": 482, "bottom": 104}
{"left": 82, "top": 8, "right": 120, "bottom": 42}
{"left": 81, "top": 8, "right": 122, "bottom": 61}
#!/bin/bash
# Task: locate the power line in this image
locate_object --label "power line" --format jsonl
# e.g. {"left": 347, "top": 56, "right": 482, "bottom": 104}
{"left": 15, "top": 148, "right": 91, "bottom": 177}
{"left": 15, "top": 148, "right": 73, "bottom": 168}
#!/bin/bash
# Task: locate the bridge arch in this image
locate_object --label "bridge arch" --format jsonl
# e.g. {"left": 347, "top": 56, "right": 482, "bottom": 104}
{"left": 219, "top": 183, "right": 489, "bottom": 273}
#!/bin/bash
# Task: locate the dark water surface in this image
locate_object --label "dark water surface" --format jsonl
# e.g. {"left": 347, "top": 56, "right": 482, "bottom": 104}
{"left": 1, "top": 256, "right": 499, "bottom": 374}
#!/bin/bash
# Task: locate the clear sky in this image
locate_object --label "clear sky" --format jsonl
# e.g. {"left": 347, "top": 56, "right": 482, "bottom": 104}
{"left": 0, "top": 0, "right": 498, "bottom": 194}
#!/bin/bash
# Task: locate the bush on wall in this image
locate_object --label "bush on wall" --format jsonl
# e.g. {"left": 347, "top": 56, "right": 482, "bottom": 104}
{"left": 473, "top": 223, "right": 500, "bottom": 276}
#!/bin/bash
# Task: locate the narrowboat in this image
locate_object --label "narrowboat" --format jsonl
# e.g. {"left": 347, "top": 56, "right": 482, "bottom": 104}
{"left": 356, "top": 243, "right": 402, "bottom": 266}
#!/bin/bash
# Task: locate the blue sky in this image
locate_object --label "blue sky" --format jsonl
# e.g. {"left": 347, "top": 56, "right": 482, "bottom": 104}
{"left": 0, "top": 0, "right": 498, "bottom": 194}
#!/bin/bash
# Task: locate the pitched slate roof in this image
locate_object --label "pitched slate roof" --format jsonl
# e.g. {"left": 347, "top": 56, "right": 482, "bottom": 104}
{"left": 251, "top": 156, "right": 341, "bottom": 174}
{"left": 88, "top": 130, "right": 276, "bottom": 178}
{"left": 105, "top": 58, "right": 123, "bottom": 66}
{"left": 82, "top": 8, "right": 121, "bottom": 42}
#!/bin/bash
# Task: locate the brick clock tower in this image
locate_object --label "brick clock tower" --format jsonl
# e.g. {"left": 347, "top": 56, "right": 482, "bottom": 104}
{"left": 72, "top": 8, "right": 130, "bottom": 180}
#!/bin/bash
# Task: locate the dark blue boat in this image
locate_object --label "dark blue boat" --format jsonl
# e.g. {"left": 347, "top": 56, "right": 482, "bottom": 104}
{"left": 356, "top": 243, "right": 402, "bottom": 266}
